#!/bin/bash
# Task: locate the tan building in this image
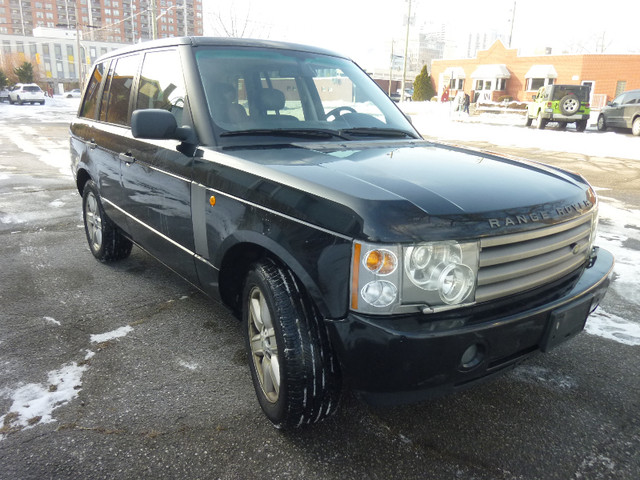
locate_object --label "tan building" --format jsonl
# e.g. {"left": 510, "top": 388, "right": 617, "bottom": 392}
{"left": 431, "top": 40, "right": 640, "bottom": 108}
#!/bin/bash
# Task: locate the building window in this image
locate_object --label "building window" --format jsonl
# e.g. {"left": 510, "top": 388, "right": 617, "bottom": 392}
{"left": 526, "top": 78, "right": 554, "bottom": 91}
{"left": 449, "top": 78, "right": 464, "bottom": 89}
{"left": 496, "top": 78, "right": 506, "bottom": 90}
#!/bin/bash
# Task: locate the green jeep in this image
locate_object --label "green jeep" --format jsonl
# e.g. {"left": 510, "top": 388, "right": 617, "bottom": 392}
{"left": 525, "top": 84, "right": 590, "bottom": 131}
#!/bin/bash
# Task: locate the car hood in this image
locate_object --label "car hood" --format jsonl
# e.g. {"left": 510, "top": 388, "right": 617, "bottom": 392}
{"left": 200, "top": 140, "right": 596, "bottom": 242}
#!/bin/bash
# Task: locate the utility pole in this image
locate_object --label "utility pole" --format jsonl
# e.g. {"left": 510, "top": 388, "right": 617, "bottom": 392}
{"left": 508, "top": 1, "right": 516, "bottom": 48}
{"left": 151, "top": 0, "right": 158, "bottom": 40}
{"left": 400, "top": 0, "right": 412, "bottom": 102}
{"left": 389, "top": 41, "right": 393, "bottom": 96}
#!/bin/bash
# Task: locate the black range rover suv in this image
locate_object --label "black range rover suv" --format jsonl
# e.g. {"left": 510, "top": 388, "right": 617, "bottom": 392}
{"left": 70, "top": 37, "right": 613, "bottom": 429}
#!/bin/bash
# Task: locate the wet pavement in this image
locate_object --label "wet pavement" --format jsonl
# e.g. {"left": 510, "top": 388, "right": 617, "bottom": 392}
{"left": 0, "top": 117, "right": 638, "bottom": 479}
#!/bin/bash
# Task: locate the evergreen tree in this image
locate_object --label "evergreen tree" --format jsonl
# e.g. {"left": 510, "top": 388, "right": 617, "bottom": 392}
{"left": 412, "top": 65, "right": 435, "bottom": 101}
{"left": 0, "top": 69, "right": 8, "bottom": 89}
{"left": 14, "top": 62, "right": 35, "bottom": 83}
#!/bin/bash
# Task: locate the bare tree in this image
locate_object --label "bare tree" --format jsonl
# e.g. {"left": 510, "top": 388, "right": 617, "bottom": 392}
{"left": 205, "top": 1, "right": 270, "bottom": 39}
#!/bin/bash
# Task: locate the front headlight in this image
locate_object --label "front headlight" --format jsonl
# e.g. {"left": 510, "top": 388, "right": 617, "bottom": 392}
{"left": 351, "top": 240, "right": 479, "bottom": 315}
{"left": 405, "top": 243, "right": 476, "bottom": 305}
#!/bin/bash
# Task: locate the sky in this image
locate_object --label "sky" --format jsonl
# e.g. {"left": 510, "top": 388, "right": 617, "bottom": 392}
{"left": 201, "top": 0, "right": 640, "bottom": 70}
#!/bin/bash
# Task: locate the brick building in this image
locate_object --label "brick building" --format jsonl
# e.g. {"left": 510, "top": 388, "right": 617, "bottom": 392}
{"left": 0, "top": 0, "right": 203, "bottom": 42}
{"left": 431, "top": 40, "right": 640, "bottom": 107}
{"left": 0, "top": 0, "right": 203, "bottom": 88}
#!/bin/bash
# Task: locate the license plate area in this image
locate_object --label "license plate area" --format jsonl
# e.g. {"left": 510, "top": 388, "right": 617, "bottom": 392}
{"left": 541, "top": 296, "right": 593, "bottom": 352}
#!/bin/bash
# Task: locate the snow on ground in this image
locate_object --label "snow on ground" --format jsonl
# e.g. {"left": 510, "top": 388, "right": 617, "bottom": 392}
{"left": 402, "top": 101, "right": 640, "bottom": 161}
{"left": 0, "top": 326, "right": 133, "bottom": 439}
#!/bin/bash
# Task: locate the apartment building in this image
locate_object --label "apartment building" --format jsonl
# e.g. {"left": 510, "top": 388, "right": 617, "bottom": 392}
{"left": 0, "top": 0, "right": 203, "bottom": 85}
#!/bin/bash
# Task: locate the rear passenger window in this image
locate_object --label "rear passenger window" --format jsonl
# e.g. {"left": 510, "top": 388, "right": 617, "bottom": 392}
{"left": 79, "top": 62, "right": 106, "bottom": 119}
{"left": 100, "top": 54, "right": 140, "bottom": 126}
{"left": 136, "top": 49, "right": 186, "bottom": 125}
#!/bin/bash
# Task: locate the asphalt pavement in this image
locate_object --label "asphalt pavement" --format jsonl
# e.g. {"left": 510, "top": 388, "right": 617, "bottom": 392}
{"left": 0, "top": 115, "right": 638, "bottom": 479}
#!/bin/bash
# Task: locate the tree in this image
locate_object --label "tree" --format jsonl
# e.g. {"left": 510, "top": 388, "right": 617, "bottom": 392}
{"left": 14, "top": 62, "right": 35, "bottom": 83}
{"left": 0, "top": 69, "right": 8, "bottom": 89}
{"left": 412, "top": 65, "right": 435, "bottom": 101}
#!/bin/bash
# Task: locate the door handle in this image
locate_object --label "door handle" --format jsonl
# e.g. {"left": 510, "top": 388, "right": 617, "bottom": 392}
{"left": 119, "top": 152, "right": 136, "bottom": 165}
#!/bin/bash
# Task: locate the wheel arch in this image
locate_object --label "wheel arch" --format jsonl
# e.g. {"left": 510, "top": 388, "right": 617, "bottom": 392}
{"left": 216, "top": 231, "right": 349, "bottom": 321}
{"left": 76, "top": 168, "right": 92, "bottom": 196}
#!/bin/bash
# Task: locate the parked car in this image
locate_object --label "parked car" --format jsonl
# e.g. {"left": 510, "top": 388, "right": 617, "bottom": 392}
{"left": 71, "top": 37, "right": 613, "bottom": 429}
{"left": 525, "top": 84, "right": 590, "bottom": 131}
{"left": 8, "top": 83, "right": 45, "bottom": 105}
{"left": 597, "top": 89, "right": 640, "bottom": 136}
{"left": 0, "top": 87, "right": 10, "bottom": 102}
{"left": 66, "top": 89, "right": 82, "bottom": 98}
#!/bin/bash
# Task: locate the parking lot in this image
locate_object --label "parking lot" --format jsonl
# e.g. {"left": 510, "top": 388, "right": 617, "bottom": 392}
{"left": 0, "top": 103, "right": 638, "bottom": 479}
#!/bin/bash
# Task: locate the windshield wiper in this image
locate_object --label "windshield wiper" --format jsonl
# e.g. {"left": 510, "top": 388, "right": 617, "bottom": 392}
{"left": 339, "top": 127, "right": 419, "bottom": 139}
{"left": 220, "top": 128, "right": 350, "bottom": 140}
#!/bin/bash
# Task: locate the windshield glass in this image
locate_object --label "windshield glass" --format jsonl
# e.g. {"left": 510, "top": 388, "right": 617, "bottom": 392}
{"left": 193, "top": 46, "right": 418, "bottom": 143}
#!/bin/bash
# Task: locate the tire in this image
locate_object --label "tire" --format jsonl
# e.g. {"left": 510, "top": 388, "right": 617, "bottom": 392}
{"left": 632, "top": 117, "right": 640, "bottom": 137}
{"left": 82, "top": 180, "right": 132, "bottom": 262}
{"left": 536, "top": 112, "right": 547, "bottom": 130}
{"left": 40, "top": 100, "right": 45, "bottom": 105}
{"left": 525, "top": 115, "right": 533, "bottom": 127}
{"left": 597, "top": 115, "right": 607, "bottom": 131}
{"left": 243, "top": 259, "right": 341, "bottom": 429}
{"left": 559, "top": 94, "right": 580, "bottom": 115}
{"left": 557, "top": 122, "right": 567, "bottom": 130}
{"left": 9, "top": 97, "right": 14, "bottom": 105}
{"left": 17, "top": 96, "right": 23, "bottom": 105}
{"left": 576, "top": 119, "right": 588, "bottom": 132}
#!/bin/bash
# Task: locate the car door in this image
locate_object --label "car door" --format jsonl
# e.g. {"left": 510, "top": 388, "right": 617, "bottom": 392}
{"left": 607, "top": 93, "right": 627, "bottom": 127}
{"left": 621, "top": 93, "right": 640, "bottom": 129}
{"left": 71, "top": 60, "right": 131, "bottom": 229}
{"left": 117, "top": 48, "right": 198, "bottom": 285}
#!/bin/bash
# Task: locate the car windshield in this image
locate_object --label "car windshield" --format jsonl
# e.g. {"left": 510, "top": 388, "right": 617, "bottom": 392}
{"left": 551, "top": 86, "right": 589, "bottom": 102}
{"left": 193, "top": 46, "right": 418, "bottom": 144}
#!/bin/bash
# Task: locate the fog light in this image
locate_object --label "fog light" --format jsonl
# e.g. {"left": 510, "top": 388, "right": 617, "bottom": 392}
{"left": 460, "top": 343, "right": 484, "bottom": 369}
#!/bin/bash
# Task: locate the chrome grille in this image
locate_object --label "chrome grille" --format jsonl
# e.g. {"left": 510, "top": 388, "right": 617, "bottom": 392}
{"left": 476, "top": 214, "right": 593, "bottom": 303}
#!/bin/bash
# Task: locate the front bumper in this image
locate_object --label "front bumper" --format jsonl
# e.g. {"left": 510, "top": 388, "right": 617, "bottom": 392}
{"left": 326, "top": 247, "right": 613, "bottom": 406}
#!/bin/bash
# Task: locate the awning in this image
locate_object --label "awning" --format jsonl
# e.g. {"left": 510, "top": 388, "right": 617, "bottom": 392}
{"left": 443, "top": 66, "right": 466, "bottom": 79}
{"left": 470, "top": 64, "right": 511, "bottom": 79}
{"left": 525, "top": 64, "right": 558, "bottom": 79}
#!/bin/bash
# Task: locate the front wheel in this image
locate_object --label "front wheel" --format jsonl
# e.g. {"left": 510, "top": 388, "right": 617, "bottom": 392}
{"left": 632, "top": 117, "right": 640, "bottom": 136}
{"left": 525, "top": 115, "right": 533, "bottom": 127}
{"left": 243, "top": 259, "right": 341, "bottom": 429}
{"left": 597, "top": 115, "right": 607, "bottom": 131}
{"left": 536, "top": 112, "right": 547, "bottom": 130}
{"left": 82, "top": 180, "right": 132, "bottom": 262}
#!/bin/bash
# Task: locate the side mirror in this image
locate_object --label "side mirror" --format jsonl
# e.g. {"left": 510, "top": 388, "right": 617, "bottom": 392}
{"left": 131, "top": 109, "right": 191, "bottom": 141}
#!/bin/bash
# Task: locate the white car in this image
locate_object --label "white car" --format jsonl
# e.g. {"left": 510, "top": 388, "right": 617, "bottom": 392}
{"left": 0, "top": 87, "right": 10, "bottom": 102}
{"left": 9, "top": 83, "right": 45, "bottom": 105}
